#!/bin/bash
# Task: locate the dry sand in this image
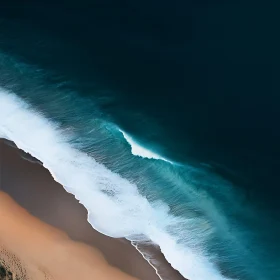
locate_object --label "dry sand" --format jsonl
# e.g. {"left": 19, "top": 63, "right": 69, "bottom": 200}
{"left": 0, "top": 140, "right": 185, "bottom": 280}
{"left": 0, "top": 191, "right": 138, "bottom": 280}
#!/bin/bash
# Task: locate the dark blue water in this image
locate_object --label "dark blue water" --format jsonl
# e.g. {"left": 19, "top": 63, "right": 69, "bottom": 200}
{"left": 0, "top": 1, "right": 280, "bottom": 279}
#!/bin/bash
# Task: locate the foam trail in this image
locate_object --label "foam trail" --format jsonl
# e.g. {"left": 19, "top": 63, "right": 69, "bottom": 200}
{"left": 0, "top": 89, "right": 234, "bottom": 280}
{"left": 120, "top": 130, "right": 172, "bottom": 163}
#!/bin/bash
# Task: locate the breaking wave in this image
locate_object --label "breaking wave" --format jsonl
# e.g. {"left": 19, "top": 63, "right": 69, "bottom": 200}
{"left": 120, "top": 129, "right": 172, "bottom": 163}
{"left": 0, "top": 89, "right": 237, "bottom": 280}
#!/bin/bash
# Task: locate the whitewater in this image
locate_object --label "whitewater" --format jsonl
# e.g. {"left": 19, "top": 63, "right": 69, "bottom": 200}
{"left": 0, "top": 88, "right": 236, "bottom": 280}
{"left": 119, "top": 129, "right": 173, "bottom": 163}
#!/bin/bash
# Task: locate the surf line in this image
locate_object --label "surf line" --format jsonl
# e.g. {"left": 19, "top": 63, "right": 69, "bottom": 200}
{"left": 119, "top": 129, "right": 173, "bottom": 164}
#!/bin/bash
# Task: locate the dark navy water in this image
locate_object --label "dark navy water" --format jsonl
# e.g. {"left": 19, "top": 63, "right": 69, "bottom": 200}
{"left": 0, "top": 1, "right": 280, "bottom": 279}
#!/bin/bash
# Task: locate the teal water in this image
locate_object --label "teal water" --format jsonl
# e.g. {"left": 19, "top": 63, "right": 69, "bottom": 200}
{"left": 0, "top": 1, "right": 280, "bottom": 279}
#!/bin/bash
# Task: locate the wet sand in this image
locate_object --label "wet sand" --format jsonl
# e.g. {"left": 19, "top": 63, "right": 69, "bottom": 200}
{"left": 0, "top": 140, "right": 185, "bottom": 280}
{"left": 0, "top": 191, "right": 138, "bottom": 280}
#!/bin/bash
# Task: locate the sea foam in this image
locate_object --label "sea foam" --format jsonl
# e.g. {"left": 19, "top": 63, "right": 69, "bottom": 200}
{"left": 120, "top": 129, "right": 172, "bottom": 163}
{"left": 0, "top": 89, "right": 235, "bottom": 280}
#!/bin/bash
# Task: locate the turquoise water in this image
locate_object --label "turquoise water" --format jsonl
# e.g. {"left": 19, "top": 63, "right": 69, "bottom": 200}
{"left": 0, "top": 55, "right": 279, "bottom": 280}
{"left": 0, "top": 1, "right": 280, "bottom": 279}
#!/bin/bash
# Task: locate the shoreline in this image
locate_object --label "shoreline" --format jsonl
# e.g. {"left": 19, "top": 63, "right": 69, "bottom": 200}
{"left": 0, "top": 139, "right": 185, "bottom": 280}
{"left": 0, "top": 191, "right": 138, "bottom": 280}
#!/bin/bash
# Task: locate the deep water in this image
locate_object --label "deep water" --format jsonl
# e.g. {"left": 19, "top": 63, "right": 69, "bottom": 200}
{"left": 0, "top": 1, "right": 280, "bottom": 279}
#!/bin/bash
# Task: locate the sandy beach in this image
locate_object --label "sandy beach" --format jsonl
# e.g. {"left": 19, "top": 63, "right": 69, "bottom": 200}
{"left": 0, "top": 190, "right": 139, "bottom": 280}
{"left": 0, "top": 140, "right": 185, "bottom": 280}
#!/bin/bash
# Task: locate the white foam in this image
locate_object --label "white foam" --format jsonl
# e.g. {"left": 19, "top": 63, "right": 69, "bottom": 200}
{"left": 120, "top": 129, "right": 172, "bottom": 163}
{"left": 0, "top": 89, "right": 235, "bottom": 280}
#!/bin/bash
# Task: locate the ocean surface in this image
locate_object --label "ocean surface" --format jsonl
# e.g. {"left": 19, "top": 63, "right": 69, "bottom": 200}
{"left": 0, "top": 1, "right": 280, "bottom": 279}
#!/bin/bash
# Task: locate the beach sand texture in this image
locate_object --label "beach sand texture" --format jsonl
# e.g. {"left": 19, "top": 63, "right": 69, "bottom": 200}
{"left": 0, "top": 191, "right": 139, "bottom": 280}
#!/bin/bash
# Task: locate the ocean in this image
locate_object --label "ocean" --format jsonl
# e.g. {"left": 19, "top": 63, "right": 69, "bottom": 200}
{"left": 0, "top": 1, "right": 280, "bottom": 279}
